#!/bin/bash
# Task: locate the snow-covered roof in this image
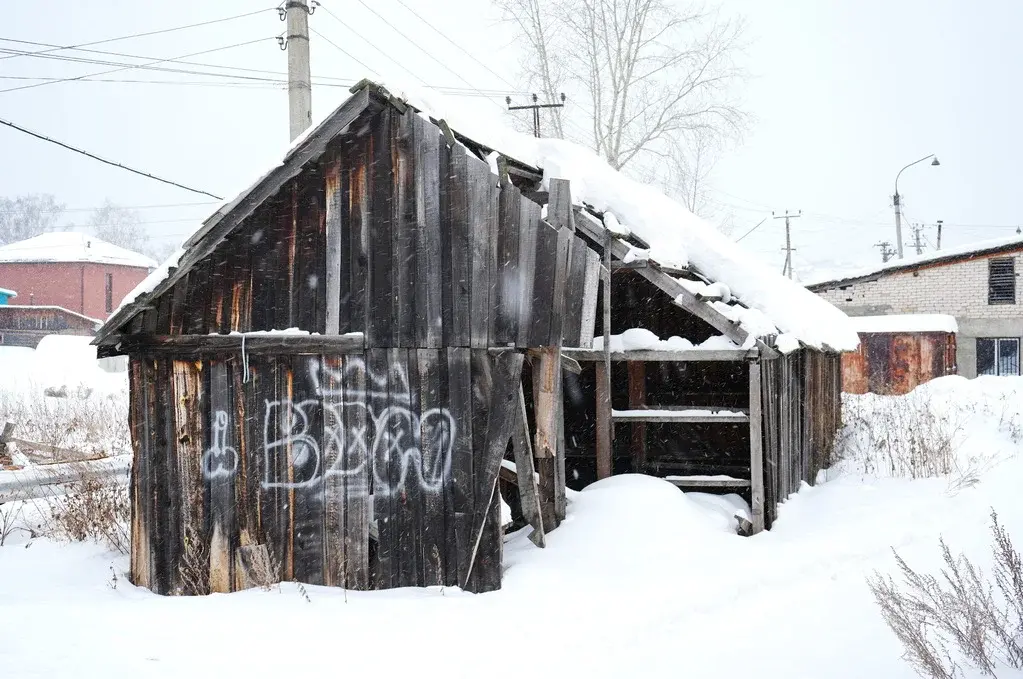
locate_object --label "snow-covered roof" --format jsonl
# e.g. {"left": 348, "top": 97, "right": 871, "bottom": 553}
{"left": 0, "top": 304, "right": 101, "bottom": 326}
{"left": 101, "top": 79, "right": 858, "bottom": 353}
{"left": 848, "top": 314, "right": 958, "bottom": 334}
{"left": 0, "top": 232, "right": 157, "bottom": 269}
{"left": 806, "top": 234, "right": 1023, "bottom": 289}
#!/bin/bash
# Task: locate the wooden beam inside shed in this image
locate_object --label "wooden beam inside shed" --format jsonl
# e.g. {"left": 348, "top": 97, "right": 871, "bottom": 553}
{"left": 595, "top": 360, "right": 612, "bottom": 480}
{"left": 107, "top": 332, "right": 366, "bottom": 356}
{"left": 749, "top": 360, "right": 766, "bottom": 533}
{"left": 561, "top": 348, "right": 758, "bottom": 362}
{"left": 627, "top": 362, "right": 647, "bottom": 470}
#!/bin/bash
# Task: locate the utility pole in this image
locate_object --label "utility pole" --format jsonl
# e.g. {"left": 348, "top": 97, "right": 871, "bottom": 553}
{"left": 874, "top": 241, "right": 896, "bottom": 263}
{"left": 282, "top": 0, "right": 313, "bottom": 142}
{"left": 936, "top": 220, "right": 943, "bottom": 250}
{"left": 506, "top": 93, "right": 566, "bottom": 138}
{"left": 910, "top": 222, "right": 926, "bottom": 256}
{"left": 772, "top": 210, "right": 801, "bottom": 279}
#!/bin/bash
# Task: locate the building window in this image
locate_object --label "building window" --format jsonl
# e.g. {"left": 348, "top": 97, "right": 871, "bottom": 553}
{"left": 105, "top": 273, "right": 113, "bottom": 313}
{"left": 988, "top": 258, "right": 1015, "bottom": 304}
{"left": 977, "top": 338, "right": 1020, "bottom": 376}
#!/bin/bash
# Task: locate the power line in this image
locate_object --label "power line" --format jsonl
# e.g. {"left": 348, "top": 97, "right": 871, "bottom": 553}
{"left": 0, "top": 116, "right": 222, "bottom": 199}
{"left": 392, "top": 0, "right": 520, "bottom": 91}
{"left": 308, "top": 27, "right": 379, "bottom": 78}
{"left": 0, "top": 8, "right": 277, "bottom": 62}
{"left": 315, "top": 4, "right": 430, "bottom": 87}
{"left": 0, "top": 38, "right": 273, "bottom": 94}
{"left": 734, "top": 216, "right": 768, "bottom": 242}
{"left": 339, "top": 0, "right": 508, "bottom": 113}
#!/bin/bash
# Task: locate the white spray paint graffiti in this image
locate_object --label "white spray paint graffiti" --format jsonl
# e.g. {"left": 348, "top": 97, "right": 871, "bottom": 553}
{"left": 202, "top": 410, "right": 239, "bottom": 481}
{"left": 256, "top": 357, "right": 455, "bottom": 495}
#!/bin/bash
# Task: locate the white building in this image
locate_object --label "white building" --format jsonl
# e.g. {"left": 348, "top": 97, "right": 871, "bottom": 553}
{"left": 808, "top": 236, "right": 1022, "bottom": 378}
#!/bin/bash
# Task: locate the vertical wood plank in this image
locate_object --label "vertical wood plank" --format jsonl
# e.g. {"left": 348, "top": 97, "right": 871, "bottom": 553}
{"left": 413, "top": 117, "right": 442, "bottom": 348}
{"left": 447, "top": 146, "right": 471, "bottom": 347}
{"left": 207, "top": 360, "right": 236, "bottom": 592}
{"left": 349, "top": 142, "right": 370, "bottom": 337}
{"left": 562, "top": 237, "right": 588, "bottom": 346}
{"left": 446, "top": 348, "right": 472, "bottom": 588}
{"left": 388, "top": 348, "right": 420, "bottom": 587}
{"left": 595, "top": 361, "right": 612, "bottom": 480}
{"left": 368, "top": 109, "right": 394, "bottom": 347}
{"left": 368, "top": 349, "right": 395, "bottom": 588}
{"left": 749, "top": 360, "right": 766, "bottom": 533}
{"left": 321, "top": 355, "right": 345, "bottom": 587}
{"left": 516, "top": 200, "right": 539, "bottom": 346}
{"left": 393, "top": 112, "right": 417, "bottom": 347}
{"left": 528, "top": 222, "right": 559, "bottom": 347}
{"left": 289, "top": 355, "right": 325, "bottom": 585}
{"left": 579, "top": 248, "right": 601, "bottom": 348}
{"left": 511, "top": 383, "right": 545, "bottom": 546}
{"left": 172, "top": 360, "right": 205, "bottom": 591}
{"left": 494, "top": 180, "right": 521, "bottom": 345}
{"left": 627, "top": 362, "right": 647, "bottom": 471}
{"left": 417, "top": 348, "right": 446, "bottom": 585}
{"left": 468, "top": 156, "right": 495, "bottom": 348}
{"left": 342, "top": 352, "right": 370, "bottom": 589}
{"left": 324, "top": 153, "right": 343, "bottom": 335}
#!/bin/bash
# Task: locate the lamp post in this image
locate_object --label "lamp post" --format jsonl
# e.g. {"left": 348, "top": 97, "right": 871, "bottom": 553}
{"left": 893, "top": 154, "right": 940, "bottom": 259}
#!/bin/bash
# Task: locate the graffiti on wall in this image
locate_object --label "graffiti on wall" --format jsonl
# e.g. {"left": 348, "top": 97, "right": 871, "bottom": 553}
{"left": 201, "top": 358, "right": 455, "bottom": 497}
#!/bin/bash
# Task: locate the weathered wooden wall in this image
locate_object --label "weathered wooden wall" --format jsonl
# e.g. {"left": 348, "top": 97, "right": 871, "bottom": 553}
{"left": 126, "top": 107, "right": 598, "bottom": 350}
{"left": 759, "top": 351, "right": 841, "bottom": 527}
{"left": 842, "top": 331, "right": 956, "bottom": 395}
{"left": 129, "top": 348, "right": 512, "bottom": 594}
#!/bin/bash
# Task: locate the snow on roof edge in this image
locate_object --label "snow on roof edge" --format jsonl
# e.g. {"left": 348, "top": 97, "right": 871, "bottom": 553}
{"left": 805, "top": 234, "right": 1023, "bottom": 288}
{"left": 849, "top": 314, "right": 958, "bottom": 334}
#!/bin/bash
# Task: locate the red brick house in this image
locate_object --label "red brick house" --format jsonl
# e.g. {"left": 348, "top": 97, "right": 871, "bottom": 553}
{"left": 0, "top": 232, "right": 156, "bottom": 320}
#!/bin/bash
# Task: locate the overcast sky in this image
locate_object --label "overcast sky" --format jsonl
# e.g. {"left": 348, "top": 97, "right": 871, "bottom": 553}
{"left": 3, "top": 0, "right": 1021, "bottom": 279}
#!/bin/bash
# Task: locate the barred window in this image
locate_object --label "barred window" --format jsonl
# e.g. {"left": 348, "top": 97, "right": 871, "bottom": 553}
{"left": 977, "top": 338, "right": 1020, "bottom": 376}
{"left": 988, "top": 258, "right": 1016, "bottom": 304}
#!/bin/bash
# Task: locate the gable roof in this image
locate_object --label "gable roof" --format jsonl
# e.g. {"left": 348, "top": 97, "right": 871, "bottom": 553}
{"left": 97, "top": 80, "right": 858, "bottom": 353}
{"left": 0, "top": 232, "right": 157, "bottom": 269}
{"left": 806, "top": 234, "right": 1023, "bottom": 290}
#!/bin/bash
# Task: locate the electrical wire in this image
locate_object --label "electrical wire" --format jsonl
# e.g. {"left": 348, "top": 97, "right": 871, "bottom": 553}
{"left": 0, "top": 201, "right": 216, "bottom": 215}
{"left": 0, "top": 116, "right": 222, "bottom": 199}
{"left": 308, "top": 27, "right": 379, "bottom": 78}
{"left": 0, "top": 37, "right": 273, "bottom": 94}
{"left": 734, "top": 216, "right": 768, "bottom": 242}
{"left": 0, "top": 8, "right": 277, "bottom": 62}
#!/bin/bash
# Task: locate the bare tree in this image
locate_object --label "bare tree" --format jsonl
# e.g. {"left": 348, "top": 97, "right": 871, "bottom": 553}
{"left": 88, "top": 199, "right": 149, "bottom": 254}
{"left": 0, "top": 194, "right": 65, "bottom": 245}
{"left": 498, "top": 0, "right": 747, "bottom": 214}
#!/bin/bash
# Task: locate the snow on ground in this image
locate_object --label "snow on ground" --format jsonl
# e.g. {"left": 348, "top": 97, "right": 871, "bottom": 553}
{"left": 2, "top": 376, "right": 1022, "bottom": 678}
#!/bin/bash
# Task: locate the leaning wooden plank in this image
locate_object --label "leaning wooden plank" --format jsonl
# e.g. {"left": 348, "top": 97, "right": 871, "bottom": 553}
{"left": 464, "top": 349, "right": 524, "bottom": 589}
{"left": 511, "top": 383, "right": 545, "bottom": 547}
{"left": 664, "top": 475, "right": 753, "bottom": 489}
{"left": 533, "top": 347, "right": 561, "bottom": 531}
{"left": 750, "top": 359, "right": 766, "bottom": 533}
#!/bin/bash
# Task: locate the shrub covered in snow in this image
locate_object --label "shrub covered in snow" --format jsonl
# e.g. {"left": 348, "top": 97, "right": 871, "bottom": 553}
{"left": 833, "top": 376, "right": 1023, "bottom": 485}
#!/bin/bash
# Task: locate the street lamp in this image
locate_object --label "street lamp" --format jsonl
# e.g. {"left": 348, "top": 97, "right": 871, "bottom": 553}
{"left": 893, "top": 154, "right": 940, "bottom": 259}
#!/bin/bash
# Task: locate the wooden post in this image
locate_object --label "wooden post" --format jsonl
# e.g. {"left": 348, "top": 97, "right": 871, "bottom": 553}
{"left": 595, "top": 361, "right": 612, "bottom": 480}
{"left": 627, "top": 362, "right": 646, "bottom": 471}
{"left": 534, "top": 349, "right": 561, "bottom": 531}
{"left": 512, "top": 384, "right": 545, "bottom": 547}
{"left": 748, "top": 360, "right": 765, "bottom": 533}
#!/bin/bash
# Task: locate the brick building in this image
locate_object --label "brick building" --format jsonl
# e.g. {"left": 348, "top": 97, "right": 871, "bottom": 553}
{"left": 0, "top": 232, "right": 156, "bottom": 320}
{"left": 808, "top": 236, "right": 1022, "bottom": 378}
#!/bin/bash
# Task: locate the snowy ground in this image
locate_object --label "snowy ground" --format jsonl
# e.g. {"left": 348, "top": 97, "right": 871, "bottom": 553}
{"left": 1, "top": 376, "right": 1021, "bottom": 678}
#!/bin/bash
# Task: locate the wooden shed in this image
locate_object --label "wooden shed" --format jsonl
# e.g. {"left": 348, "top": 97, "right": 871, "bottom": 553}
{"left": 0, "top": 305, "right": 100, "bottom": 348}
{"left": 840, "top": 314, "right": 958, "bottom": 395}
{"left": 94, "top": 81, "right": 858, "bottom": 596}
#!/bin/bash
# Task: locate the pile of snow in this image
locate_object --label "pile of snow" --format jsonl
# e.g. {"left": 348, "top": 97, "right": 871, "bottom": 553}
{"left": 591, "top": 327, "right": 742, "bottom": 352}
{"left": 3, "top": 373, "right": 1023, "bottom": 678}
{"left": 849, "top": 313, "right": 958, "bottom": 334}
{"left": 0, "top": 336, "right": 127, "bottom": 399}
{"left": 0, "top": 231, "right": 157, "bottom": 269}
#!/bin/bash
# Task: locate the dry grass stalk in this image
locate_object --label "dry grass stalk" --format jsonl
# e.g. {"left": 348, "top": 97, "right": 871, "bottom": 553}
{"left": 46, "top": 467, "right": 129, "bottom": 554}
{"left": 869, "top": 511, "right": 1023, "bottom": 678}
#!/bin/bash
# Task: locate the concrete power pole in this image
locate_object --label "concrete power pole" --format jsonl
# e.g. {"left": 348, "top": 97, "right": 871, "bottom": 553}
{"left": 772, "top": 210, "right": 801, "bottom": 279}
{"left": 893, "top": 193, "right": 905, "bottom": 260}
{"left": 285, "top": 0, "right": 313, "bottom": 142}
